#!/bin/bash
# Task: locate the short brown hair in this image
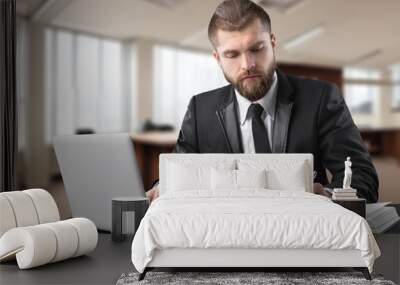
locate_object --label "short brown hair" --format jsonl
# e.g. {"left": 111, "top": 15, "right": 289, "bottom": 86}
{"left": 208, "top": 0, "right": 272, "bottom": 47}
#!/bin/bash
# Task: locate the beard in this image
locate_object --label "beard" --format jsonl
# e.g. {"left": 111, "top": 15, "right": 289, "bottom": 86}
{"left": 223, "top": 57, "right": 276, "bottom": 102}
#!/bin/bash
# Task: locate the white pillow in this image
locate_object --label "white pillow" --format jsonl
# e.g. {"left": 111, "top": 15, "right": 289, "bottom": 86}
{"left": 236, "top": 169, "right": 267, "bottom": 189}
{"left": 211, "top": 168, "right": 268, "bottom": 190}
{"left": 167, "top": 162, "right": 209, "bottom": 191}
{"left": 166, "top": 160, "right": 235, "bottom": 192}
{"left": 211, "top": 168, "right": 236, "bottom": 190}
{"left": 237, "top": 159, "right": 309, "bottom": 192}
{"left": 267, "top": 167, "right": 307, "bottom": 192}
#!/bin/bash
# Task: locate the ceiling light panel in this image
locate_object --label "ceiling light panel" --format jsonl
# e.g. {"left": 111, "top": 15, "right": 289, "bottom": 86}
{"left": 143, "top": 0, "right": 187, "bottom": 10}
{"left": 283, "top": 24, "right": 325, "bottom": 50}
{"left": 257, "top": 0, "right": 306, "bottom": 13}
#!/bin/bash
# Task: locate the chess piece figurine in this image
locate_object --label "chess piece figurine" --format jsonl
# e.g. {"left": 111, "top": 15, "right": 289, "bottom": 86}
{"left": 343, "top": 157, "right": 352, "bottom": 189}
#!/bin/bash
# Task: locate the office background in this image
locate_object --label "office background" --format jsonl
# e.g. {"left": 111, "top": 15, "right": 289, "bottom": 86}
{"left": 14, "top": 0, "right": 400, "bottom": 217}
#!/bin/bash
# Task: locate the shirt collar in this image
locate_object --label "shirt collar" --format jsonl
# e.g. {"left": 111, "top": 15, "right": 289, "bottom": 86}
{"left": 235, "top": 71, "right": 278, "bottom": 126}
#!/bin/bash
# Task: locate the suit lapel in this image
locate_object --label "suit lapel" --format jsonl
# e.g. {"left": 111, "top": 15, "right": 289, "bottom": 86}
{"left": 215, "top": 70, "right": 294, "bottom": 154}
{"left": 216, "top": 87, "right": 243, "bottom": 153}
{"left": 272, "top": 70, "right": 294, "bottom": 153}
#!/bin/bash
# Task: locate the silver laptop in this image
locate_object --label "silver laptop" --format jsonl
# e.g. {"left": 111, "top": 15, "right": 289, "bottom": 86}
{"left": 53, "top": 133, "right": 145, "bottom": 231}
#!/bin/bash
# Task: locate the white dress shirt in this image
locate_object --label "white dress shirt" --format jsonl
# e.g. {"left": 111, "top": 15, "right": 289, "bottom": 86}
{"left": 235, "top": 71, "right": 278, "bottom": 153}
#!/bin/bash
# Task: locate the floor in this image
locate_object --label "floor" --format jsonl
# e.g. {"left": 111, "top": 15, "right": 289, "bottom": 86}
{"left": 0, "top": 233, "right": 133, "bottom": 285}
{"left": 2, "top": 232, "right": 399, "bottom": 285}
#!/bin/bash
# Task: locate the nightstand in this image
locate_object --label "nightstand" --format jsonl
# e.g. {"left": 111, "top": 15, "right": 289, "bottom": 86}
{"left": 112, "top": 197, "right": 149, "bottom": 242}
{"left": 332, "top": 198, "right": 366, "bottom": 218}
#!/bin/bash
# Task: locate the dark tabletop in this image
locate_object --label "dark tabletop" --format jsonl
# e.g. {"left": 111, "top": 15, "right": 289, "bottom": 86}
{"left": 383, "top": 204, "right": 400, "bottom": 234}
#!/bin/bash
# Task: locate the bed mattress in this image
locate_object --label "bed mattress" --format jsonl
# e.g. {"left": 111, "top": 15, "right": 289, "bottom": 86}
{"left": 131, "top": 190, "right": 380, "bottom": 273}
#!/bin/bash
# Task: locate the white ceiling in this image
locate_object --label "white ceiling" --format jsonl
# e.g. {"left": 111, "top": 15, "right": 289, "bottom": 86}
{"left": 16, "top": 0, "right": 45, "bottom": 16}
{"left": 17, "top": 0, "right": 400, "bottom": 69}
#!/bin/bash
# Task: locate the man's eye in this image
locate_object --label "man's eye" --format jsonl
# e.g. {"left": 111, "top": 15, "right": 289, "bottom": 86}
{"left": 251, "top": 45, "right": 264, "bottom": 52}
{"left": 225, "top": 52, "right": 238, "bottom": 58}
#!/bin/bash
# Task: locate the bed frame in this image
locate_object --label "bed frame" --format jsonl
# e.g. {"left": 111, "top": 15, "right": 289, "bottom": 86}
{"left": 138, "top": 248, "right": 371, "bottom": 280}
{"left": 137, "top": 154, "right": 372, "bottom": 281}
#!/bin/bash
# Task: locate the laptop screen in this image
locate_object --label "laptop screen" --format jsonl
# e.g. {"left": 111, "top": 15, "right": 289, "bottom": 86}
{"left": 53, "top": 133, "right": 145, "bottom": 231}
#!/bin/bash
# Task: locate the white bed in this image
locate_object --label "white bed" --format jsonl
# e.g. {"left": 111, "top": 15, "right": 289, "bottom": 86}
{"left": 131, "top": 154, "right": 380, "bottom": 280}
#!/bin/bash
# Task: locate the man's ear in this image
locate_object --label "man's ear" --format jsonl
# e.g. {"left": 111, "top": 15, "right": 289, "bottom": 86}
{"left": 270, "top": 33, "right": 277, "bottom": 49}
{"left": 212, "top": 50, "right": 221, "bottom": 66}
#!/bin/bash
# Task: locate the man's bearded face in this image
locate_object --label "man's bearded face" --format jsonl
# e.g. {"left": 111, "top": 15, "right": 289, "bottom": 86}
{"left": 213, "top": 19, "right": 277, "bottom": 101}
{"left": 222, "top": 56, "right": 276, "bottom": 101}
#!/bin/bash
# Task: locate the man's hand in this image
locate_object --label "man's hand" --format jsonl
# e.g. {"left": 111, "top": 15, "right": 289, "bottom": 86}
{"left": 313, "top": 183, "right": 332, "bottom": 198}
{"left": 146, "top": 186, "right": 159, "bottom": 204}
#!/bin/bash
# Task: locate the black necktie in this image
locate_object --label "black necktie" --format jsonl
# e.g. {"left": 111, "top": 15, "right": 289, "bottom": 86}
{"left": 247, "top": 103, "right": 272, "bottom": 153}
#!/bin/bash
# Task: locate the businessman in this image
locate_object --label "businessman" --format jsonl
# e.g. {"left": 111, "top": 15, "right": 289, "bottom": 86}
{"left": 147, "top": 0, "right": 378, "bottom": 203}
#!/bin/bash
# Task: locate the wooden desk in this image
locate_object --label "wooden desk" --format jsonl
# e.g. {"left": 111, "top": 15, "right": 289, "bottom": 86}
{"left": 131, "top": 128, "right": 400, "bottom": 189}
{"left": 132, "top": 132, "right": 178, "bottom": 190}
{"left": 360, "top": 128, "right": 400, "bottom": 162}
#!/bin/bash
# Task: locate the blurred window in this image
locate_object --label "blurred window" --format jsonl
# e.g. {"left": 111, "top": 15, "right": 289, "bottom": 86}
{"left": 344, "top": 68, "right": 381, "bottom": 115}
{"left": 76, "top": 34, "right": 100, "bottom": 132}
{"left": 391, "top": 64, "right": 400, "bottom": 111}
{"left": 152, "top": 45, "right": 227, "bottom": 127}
{"left": 44, "top": 28, "right": 128, "bottom": 142}
{"left": 344, "top": 68, "right": 381, "bottom": 80}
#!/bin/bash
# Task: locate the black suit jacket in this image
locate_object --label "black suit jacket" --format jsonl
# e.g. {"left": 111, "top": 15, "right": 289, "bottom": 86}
{"left": 173, "top": 70, "right": 379, "bottom": 202}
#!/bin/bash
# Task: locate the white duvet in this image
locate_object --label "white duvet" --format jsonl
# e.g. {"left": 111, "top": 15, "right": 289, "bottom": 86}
{"left": 131, "top": 190, "right": 380, "bottom": 273}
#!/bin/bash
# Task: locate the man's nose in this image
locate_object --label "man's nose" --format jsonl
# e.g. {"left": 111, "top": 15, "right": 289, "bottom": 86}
{"left": 241, "top": 53, "right": 256, "bottom": 71}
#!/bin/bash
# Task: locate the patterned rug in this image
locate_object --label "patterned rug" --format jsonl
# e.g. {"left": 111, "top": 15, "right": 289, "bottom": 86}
{"left": 116, "top": 271, "right": 396, "bottom": 285}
